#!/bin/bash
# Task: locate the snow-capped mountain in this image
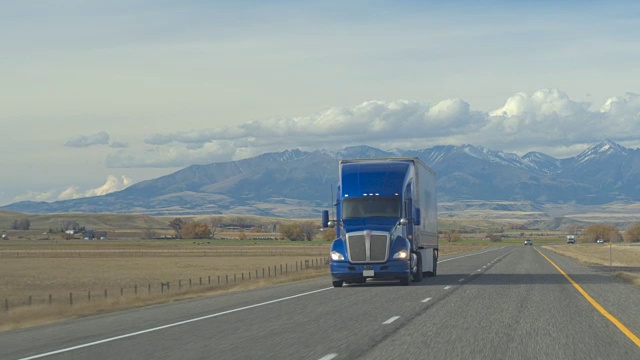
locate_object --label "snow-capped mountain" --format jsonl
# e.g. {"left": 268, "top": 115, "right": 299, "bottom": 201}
{"left": 3, "top": 140, "right": 640, "bottom": 217}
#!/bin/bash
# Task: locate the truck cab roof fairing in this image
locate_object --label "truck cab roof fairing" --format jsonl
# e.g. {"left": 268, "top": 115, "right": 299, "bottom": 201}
{"left": 341, "top": 161, "right": 410, "bottom": 198}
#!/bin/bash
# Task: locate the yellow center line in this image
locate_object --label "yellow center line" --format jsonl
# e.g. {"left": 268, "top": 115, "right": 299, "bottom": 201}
{"left": 536, "top": 248, "right": 640, "bottom": 348}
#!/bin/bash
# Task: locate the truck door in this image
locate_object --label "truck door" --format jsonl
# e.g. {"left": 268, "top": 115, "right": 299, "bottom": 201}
{"left": 404, "top": 182, "right": 414, "bottom": 243}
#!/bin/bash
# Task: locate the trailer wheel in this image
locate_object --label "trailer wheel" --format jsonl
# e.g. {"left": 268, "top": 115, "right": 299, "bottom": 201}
{"left": 426, "top": 251, "right": 437, "bottom": 277}
{"left": 412, "top": 254, "right": 423, "bottom": 282}
{"left": 332, "top": 280, "right": 344, "bottom": 288}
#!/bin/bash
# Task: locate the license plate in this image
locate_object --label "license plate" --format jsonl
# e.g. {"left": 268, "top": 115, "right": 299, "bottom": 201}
{"left": 363, "top": 270, "right": 374, "bottom": 277}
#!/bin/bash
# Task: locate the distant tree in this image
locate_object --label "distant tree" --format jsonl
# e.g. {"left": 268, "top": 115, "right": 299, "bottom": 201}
{"left": 486, "top": 232, "right": 502, "bottom": 242}
{"left": 60, "top": 220, "right": 80, "bottom": 231}
{"left": 181, "top": 222, "right": 212, "bottom": 239}
{"left": 209, "top": 217, "right": 223, "bottom": 239}
{"left": 280, "top": 223, "right": 305, "bottom": 241}
{"left": 169, "top": 218, "right": 186, "bottom": 239}
{"left": 143, "top": 227, "right": 157, "bottom": 239}
{"left": 11, "top": 219, "right": 31, "bottom": 230}
{"left": 443, "top": 230, "right": 461, "bottom": 242}
{"left": 624, "top": 222, "right": 640, "bottom": 243}
{"left": 582, "top": 224, "right": 621, "bottom": 243}
{"left": 300, "top": 221, "right": 318, "bottom": 241}
{"left": 319, "top": 228, "right": 337, "bottom": 241}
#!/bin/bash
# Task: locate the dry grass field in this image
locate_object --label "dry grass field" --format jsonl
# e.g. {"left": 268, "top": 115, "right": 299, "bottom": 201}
{"left": 0, "top": 239, "right": 492, "bottom": 331}
{"left": 0, "top": 246, "right": 328, "bottom": 331}
{"left": 544, "top": 244, "right": 640, "bottom": 286}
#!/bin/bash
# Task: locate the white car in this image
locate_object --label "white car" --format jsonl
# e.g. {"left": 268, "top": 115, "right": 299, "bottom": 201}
{"left": 596, "top": 239, "right": 605, "bottom": 244}
{"left": 524, "top": 239, "right": 532, "bottom": 245}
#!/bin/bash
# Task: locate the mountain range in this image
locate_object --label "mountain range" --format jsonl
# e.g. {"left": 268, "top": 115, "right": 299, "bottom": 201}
{"left": 3, "top": 139, "right": 640, "bottom": 218}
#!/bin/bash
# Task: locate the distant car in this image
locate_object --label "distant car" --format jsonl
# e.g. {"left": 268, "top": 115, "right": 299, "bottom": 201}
{"left": 596, "top": 239, "right": 605, "bottom": 244}
{"left": 524, "top": 239, "right": 533, "bottom": 245}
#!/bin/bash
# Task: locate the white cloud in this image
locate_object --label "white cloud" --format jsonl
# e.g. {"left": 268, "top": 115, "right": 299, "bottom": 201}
{"left": 58, "top": 175, "right": 132, "bottom": 200}
{"left": 13, "top": 175, "right": 133, "bottom": 202}
{"left": 64, "top": 131, "right": 110, "bottom": 148}
{"left": 109, "top": 141, "right": 129, "bottom": 148}
{"left": 106, "top": 143, "right": 238, "bottom": 168}
{"left": 103, "top": 88, "right": 640, "bottom": 168}
{"left": 13, "top": 190, "right": 56, "bottom": 203}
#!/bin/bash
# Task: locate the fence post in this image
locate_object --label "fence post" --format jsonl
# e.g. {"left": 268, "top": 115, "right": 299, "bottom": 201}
{"left": 189, "top": 278, "right": 192, "bottom": 288}
{"left": 218, "top": 276, "right": 220, "bottom": 285}
{"left": 208, "top": 275, "right": 211, "bottom": 285}
{"left": 104, "top": 289, "right": 108, "bottom": 299}
{"left": 88, "top": 291, "right": 91, "bottom": 302}
{"left": 179, "top": 280, "right": 182, "bottom": 289}
{"left": 242, "top": 272, "right": 244, "bottom": 281}
{"left": 148, "top": 284, "right": 151, "bottom": 294}
{"left": 135, "top": 284, "right": 138, "bottom": 295}
{"left": 286, "top": 263, "right": 288, "bottom": 273}
{"left": 69, "top": 292, "right": 73, "bottom": 306}
{"left": 234, "top": 274, "right": 236, "bottom": 283}
{"left": 49, "top": 294, "right": 52, "bottom": 306}
{"left": 28, "top": 295, "right": 32, "bottom": 306}
{"left": 200, "top": 277, "right": 202, "bottom": 286}
{"left": 4, "top": 298, "right": 8, "bottom": 314}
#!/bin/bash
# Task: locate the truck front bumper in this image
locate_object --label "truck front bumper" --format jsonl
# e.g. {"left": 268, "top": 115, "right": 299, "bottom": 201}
{"left": 330, "top": 260, "right": 410, "bottom": 282}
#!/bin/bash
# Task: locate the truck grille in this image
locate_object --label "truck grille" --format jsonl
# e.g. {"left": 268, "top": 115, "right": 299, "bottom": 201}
{"left": 346, "top": 231, "right": 389, "bottom": 263}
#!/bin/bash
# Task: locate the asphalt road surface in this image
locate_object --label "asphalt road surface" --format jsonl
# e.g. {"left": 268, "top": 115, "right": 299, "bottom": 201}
{"left": 2, "top": 246, "right": 639, "bottom": 360}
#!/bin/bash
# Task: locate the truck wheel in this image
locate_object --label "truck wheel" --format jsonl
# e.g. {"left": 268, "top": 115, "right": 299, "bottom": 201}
{"left": 332, "top": 280, "right": 344, "bottom": 288}
{"left": 413, "top": 255, "right": 423, "bottom": 282}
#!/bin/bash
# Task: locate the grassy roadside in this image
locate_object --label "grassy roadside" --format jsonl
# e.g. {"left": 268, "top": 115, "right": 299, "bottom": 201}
{"left": 0, "top": 241, "right": 497, "bottom": 331}
{"left": 543, "top": 244, "right": 640, "bottom": 287}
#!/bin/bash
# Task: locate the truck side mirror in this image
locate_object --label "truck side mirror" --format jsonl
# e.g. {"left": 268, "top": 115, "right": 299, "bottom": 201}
{"left": 413, "top": 208, "right": 421, "bottom": 225}
{"left": 322, "top": 210, "right": 329, "bottom": 228}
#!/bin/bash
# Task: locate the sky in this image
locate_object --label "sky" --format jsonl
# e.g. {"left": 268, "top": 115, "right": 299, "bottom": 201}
{"left": 1, "top": 1, "right": 640, "bottom": 206}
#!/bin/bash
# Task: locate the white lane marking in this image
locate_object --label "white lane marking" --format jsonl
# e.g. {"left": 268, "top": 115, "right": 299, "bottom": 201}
{"left": 458, "top": 278, "right": 465, "bottom": 282}
{"left": 421, "top": 297, "right": 432, "bottom": 303}
{"left": 438, "top": 247, "right": 506, "bottom": 263}
{"left": 444, "top": 285, "right": 453, "bottom": 290}
{"left": 19, "top": 287, "right": 334, "bottom": 360}
{"left": 383, "top": 316, "right": 400, "bottom": 324}
{"left": 318, "top": 354, "right": 338, "bottom": 360}
{"left": 482, "top": 266, "right": 486, "bottom": 268}
{"left": 477, "top": 269, "right": 482, "bottom": 272}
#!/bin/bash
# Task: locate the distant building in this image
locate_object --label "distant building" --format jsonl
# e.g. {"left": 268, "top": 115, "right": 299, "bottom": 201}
{"left": 83, "top": 230, "right": 108, "bottom": 240}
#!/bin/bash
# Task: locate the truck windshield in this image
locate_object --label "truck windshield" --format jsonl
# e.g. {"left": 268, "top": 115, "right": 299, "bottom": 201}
{"left": 342, "top": 197, "right": 401, "bottom": 219}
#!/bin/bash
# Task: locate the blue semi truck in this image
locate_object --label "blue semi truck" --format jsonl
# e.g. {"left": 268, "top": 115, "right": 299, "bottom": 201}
{"left": 322, "top": 158, "right": 438, "bottom": 287}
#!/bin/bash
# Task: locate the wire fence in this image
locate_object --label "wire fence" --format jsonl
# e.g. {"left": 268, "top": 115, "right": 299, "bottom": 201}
{"left": 0, "top": 247, "right": 328, "bottom": 258}
{"left": 1, "top": 257, "right": 329, "bottom": 317}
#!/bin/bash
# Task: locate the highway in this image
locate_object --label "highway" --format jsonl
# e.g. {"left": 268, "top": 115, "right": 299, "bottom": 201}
{"left": 2, "top": 246, "right": 639, "bottom": 359}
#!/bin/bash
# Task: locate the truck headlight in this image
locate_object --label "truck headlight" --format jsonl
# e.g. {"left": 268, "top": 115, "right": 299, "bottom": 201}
{"left": 393, "top": 249, "right": 409, "bottom": 259}
{"left": 330, "top": 251, "right": 344, "bottom": 260}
